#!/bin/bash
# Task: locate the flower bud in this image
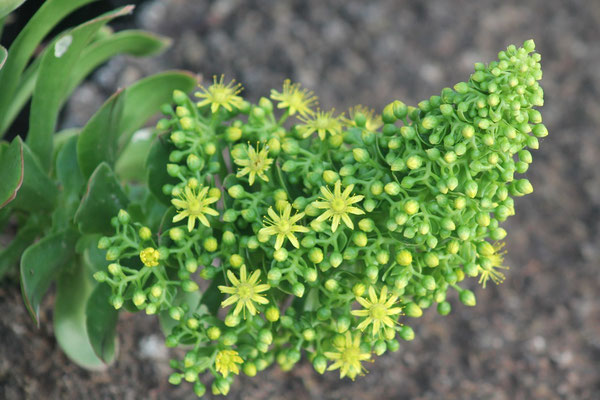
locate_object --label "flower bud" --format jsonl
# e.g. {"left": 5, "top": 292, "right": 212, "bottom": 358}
{"left": 292, "top": 282, "right": 305, "bottom": 298}
{"left": 353, "top": 148, "right": 370, "bottom": 163}
{"left": 384, "top": 182, "right": 401, "bottom": 196}
{"left": 133, "top": 290, "right": 146, "bottom": 307}
{"left": 459, "top": 289, "right": 477, "bottom": 306}
{"left": 403, "top": 200, "right": 419, "bottom": 215}
{"left": 399, "top": 325, "right": 415, "bottom": 341}
{"left": 308, "top": 247, "right": 324, "bottom": 264}
{"left": 313, "top": 355, "right": 327, "bottom": 374}
{"left": 404, "top": 302, "right": 422, "bottom": 318}
{"left": 396, "top": 250, "right": 413, "bottom": 266}
{"left": 227, "top": 184, "right": 245, "bottom": 199}
{"left": 325, "top": 279, "right": 338, "bottom": 292}
{"left": 108, "top": 263, "right": 121, "bottom": 276}
{"left": 353, "top": 232, "right": 368, "bottom": 247}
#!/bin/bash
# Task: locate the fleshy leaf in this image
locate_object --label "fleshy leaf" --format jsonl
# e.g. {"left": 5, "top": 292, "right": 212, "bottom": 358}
{"left": 0, "top": 0, "right": 98, "bottom": 135}
{"left": 74, "top": 162, "right": 129, "bottom": 235}
{"left": 26, "top": 5, "right": 135, "bottom": 169}
{"left": 20, "top": 229, "right": 78, "bottom": 325}
{"left": 10, "top": 139, "right": 59, "bottom": 212}
{"left": 0, "top": 136, "right": 23, "bottom": 209}
{"left": 85, "top": 282, "right": 119, "bottom": 364}
{"left": 146, "top": 134, "right": 176, "bottom": 205}
{"left": 0, "top": 0, "right": 27, "bottom": 20}
{"left": 54, "top": 262, "right": 107, "bottom": 370}
{"left": 77, "top": 71, "right": 196, "bottom": 178}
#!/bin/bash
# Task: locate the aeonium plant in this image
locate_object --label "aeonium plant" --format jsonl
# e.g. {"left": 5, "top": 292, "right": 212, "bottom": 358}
{"left": 95, "top": 40, "right": 546, "bottom": 397}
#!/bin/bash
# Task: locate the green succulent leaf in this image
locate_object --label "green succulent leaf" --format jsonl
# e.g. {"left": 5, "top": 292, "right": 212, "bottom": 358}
{"left": 0, "top": 0, "right": 98, "bottom": 135}
{"left": 0, "top": 136, "right": 23, "bottom": 209}
{"left": 146, "top": 134, "right": 176, "bottom": 205}
{"left": 74, "top": 162, "right": 129, "bottom": 235}
{"left": 13, "top": 139, "right": 59, "bottom": 212}
{"left": 85, "top": 282, "right": 119, "bottom": 364}
{"left": 54, "top": 262, "right": 106, "bottom": 370}
{"left": 20, "top": 229, "right": 78, "bottom": 325}
{"left": 0, "top": 0, "right": 27, "bottom": 20}
{"left": 0, "top": 45, "right": 7, "bottom": 70}
{"left": 77, "top": 71, "right": 196, "bottom": 178}
{"left": 0, "top": 216, "right": 38, "bottom": 278}
{"left": 26, "top": 5, "right": 135, "bottom": 168}
{"left": 2, "top": 30, "right": 170, "bottom": 137}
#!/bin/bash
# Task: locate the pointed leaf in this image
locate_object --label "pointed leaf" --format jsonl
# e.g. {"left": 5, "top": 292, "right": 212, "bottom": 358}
{"left": 76, "top": 89, "right": 125, "bottom": 178}
{"left": 0, "top": 0, "right": 97, "bottom": 134}
{"left": 0, "top": 45, "right": 6, "bottom": 70}
{"left": 115, "top": 129, "right": 155, "bottom": 182}
{"left": 146, "top": 134, "right": 176, "bottom": 205}
{"left": 117, "top": 70, "right": 196, "bottom": 149}
{"left": 11, "top": 139, "right": 58, "bottom": 212}
{"left": 20, "top": 229, "right": 78, "bottom": 324}
{"left": 0, "top": 136, "right": 23, "bottom": 209}
{"left": 0, "top": 0, "right": 27, "bottom": 20}
{"left": 86, "top": 282, "right": 119, "bottom": 364}
{"left": 65, "top": 30, "right": 171, "bottom": 96}
{"left": 77, "top": 71, "right": 196, "bottom": 178}
{"left": 0, "top": 217, "right": 38, "bottom": 278}
{"left": 74, "top": 162, "right": 129, "bottom": 235}
{"left": 54, "top": 262, "right": 106, "bottom": 370}
{"left": 26, "top": 5, "right": 135, "bottom": 168}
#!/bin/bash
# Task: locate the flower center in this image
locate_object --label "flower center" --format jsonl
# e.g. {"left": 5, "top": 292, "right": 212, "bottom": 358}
{"left": 370, "top": 304, "right": 387, "bottom": 320}
{"left": 278, "top": 220, "right": 291, "bottom": 234}
{"left": 213, "top": 91, "right": 227, "bottom": 103}
{"left": 237, "top": 283, "right": 253, "bottom": 299}
{"left": 188, "top": 199, "right": 202, "bottom": 213}
{"left": 341, "top": 346, "right": 360, "bottom": 364}
{"left": 331, "top": 198, "right": 347, "bottom": 213}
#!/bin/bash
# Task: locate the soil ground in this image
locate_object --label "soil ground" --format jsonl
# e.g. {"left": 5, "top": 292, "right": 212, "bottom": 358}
{"left": 1, "top": 0, "right": 600, "bottom": 399}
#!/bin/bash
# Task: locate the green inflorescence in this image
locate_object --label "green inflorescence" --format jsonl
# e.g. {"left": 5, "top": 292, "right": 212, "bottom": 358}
{"left": 94, "top": 40, "right": 546, "bottom": 396}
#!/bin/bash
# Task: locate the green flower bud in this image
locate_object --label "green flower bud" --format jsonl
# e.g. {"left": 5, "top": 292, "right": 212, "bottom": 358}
{"left": 374, "top": 340, "right": 387, "bottom": 356}
{"left": 353, "top": 148, "right": 370, "bottom": 163}
{"left": 267, "top": 267, "right": 283, "bottom": 283}
{"left": 384, "top": 182, "right": 401, "bottom": 196}
{"left": 324, "top": 278, "right": 338, "bottom": 292}
{"left": 265, "top": 306, "right": 280, "bottom": 322}
{"left": 336, "top": 316, "right": 351, "bottom": 333}
{"left": 465, "top": 181, "right": 478, "bottom": 198}
{"left": 404, "top": 302, "right": 422, "bottom": 318}
{"left": 225, "top": 313, "right": 241, "bottom": 327}
{"left": 330, "top": 252, "right": 343, "bottom": 268}
{"left": 459, "top": 289, "right": 477, "bottom": 306}
{"left": 227, "top": 184, "right": 245, "bottom": 199}
{"left": 376, "top": 250, "right": 390, "bottom": 265}
{"left": 304, "top": 268, "right": 318, "bottom": 283}
{"left": 292, "top": 282, "right": 305, "bottom": 298}
{"left": 110, "top": 295, "right": 123, "bottom": 310}
{"left": 313, "top": 355, "right": 327, "bottom": 374}
{"left": 222, "top": 332, "right": 238, "bottom": 346}
{"left": 133, "top": 290, "right": 146, "bottom": 307}
{"left": 382, "top": 103, "right": 397, "bottom": 124}
{"left": 353, "top": 232, "right": 368, "bottom": 247}
{"left": 437, "top": 301, "right": 451, "bottom": 316}
{"left": 322, "top": 170, "right": 339, "bottom": 185}
{"left": 169, "top": 227, "right": 184, "bottom": 242}
{"left": 402, "top": 200, "right": 418, "bottom": 216}
{"left": 396, "top": 250, "right": 413, "bottom": 266}
{"left": 214, "top": 378, "right": 230, "bottom": 396}
{"left": 352, "top": 283, "right": 366, "bottom": 297}
{"left": 169, "top": 373, "right": 183, "bottom": 386}
{"left": 424, "top": 253, "right": 440, "bottom": 268}
{"left": 308, "top": 247, "right": 324, "bottom": 264}
{"left": 366, "top": 265, "right": 378, "bottom": 282}
{"left": 93, "top": 271, "right": 107, "bottom": 282}
{"left": 422, "top": 275, "right": 437, "bottom": 291}
{"left": 107, "top": 263, "right": 121, "bottom": 276}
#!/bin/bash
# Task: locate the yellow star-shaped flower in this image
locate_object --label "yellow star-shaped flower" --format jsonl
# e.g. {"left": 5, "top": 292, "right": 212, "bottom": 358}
{"left": 218, "top": 265, "right": 270, "bottom": 317}
{"left": 324, "top": 332, "right": 371, "bottom": 380}
{"left": 215, "top": 349, "right": 244, "bottom": 378}
{"left": 270, "top": 79, "right": 317, "bottom": 117}
{"left": 351, "top": 285, "right": 402, "bottom": 336}
{"left": 171, "top": 185, "right": 219, "bottom": 231}
{"left": 314, "top": 181, "right": 365, "bottom": 232}
{"left": 195, "top": 75, "right": 244, "bottom": 114}
{"left": 259, "top": 203, "right": 310, "bottom": 249}
{"left": 234, "top": 142, "right": 274, "bottom": 185}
